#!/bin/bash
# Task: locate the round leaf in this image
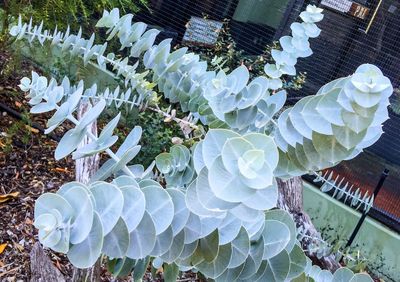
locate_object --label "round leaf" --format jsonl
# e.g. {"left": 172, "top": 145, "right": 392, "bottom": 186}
{"left": 67, "top": 211, "right": 103, "bottom": 269}
{"left": 90, "top": 183, "right": 124, "bottom": 235}
{"left": 127, "top": 211, "right": 156, "bottom": 259}
{"left": 102, "top": 218, "right": 130, "bottom": 258}
{"left": 142, "top": 185, "right": 174, "bottom": 235}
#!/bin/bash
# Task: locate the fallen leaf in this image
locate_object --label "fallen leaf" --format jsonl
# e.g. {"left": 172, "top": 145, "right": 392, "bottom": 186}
{"left": 13, "top": 241, "right": 24, "bottom": 252}
{"left": 0, "top": 192, "right": 19, "bottom": 203}
{"left": 0, "top": 243, "right": 7, "bottom": 255}
{"left": 0, "top": 266, "right": 20, "bottom": 278}
{"left": 24, "top": 125, "right": 39, "bottom": 134}
{"left": 53, "top": 167, "right": 69, "bottom": 173}
{"left": 15, "top": 101, "right": 22, "bottom": 108}
{"left": 55, "top": 260, "right": 62, "bottom": 271}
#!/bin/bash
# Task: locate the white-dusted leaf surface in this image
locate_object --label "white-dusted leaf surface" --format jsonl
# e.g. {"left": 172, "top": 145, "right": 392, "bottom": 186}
{"left": 209, "top": 157, "right": 255, "bottom": 203}
{"left": 91, "top": 182, "right": 124, "bottom": 235}
{"left": 332, "top": 267, "right": 354, "bottom": 282}
{"left": 120, "top": 185, "right": 146, "bottom": 232}
{"left": 196, "top": 243, "right": 232, "bottom": 279}
{"left": 262, "top": 220, "right": 291, "bottom": 259}
{"left": 166, "top": 189, "right": 190, "bottom": 235}
{"left": 67, "top": 212, "right": 103, "bottom": 268}
{"left": 227, "top": 227, "right": 250, "bottom": 268}
{"left": 196, "top": 168, "right": 237, "bottom": 211}
{"left": 127, "top": 211, "right": 156, "bottom": 259}
{"left": 102, "top": 218, "right": 130, "bottom": 258}
{"left": 35, "top": 193, "right": 74, "bottom": 221}
{"left": 265, "top": 209, "right": 297, "bottom": 252}
{"left": 142, "top": 185, "right": 174, "bottom": 235}
{"left": 160, "top": 229, "right": 185, "bottom": 263}
{"left": 150, "top": 226, "right": 174, "bottom": 256}
{"left": 62, "top": 186, "right": 94, "bottom": 244}
{"left": 202, "top": 129, "right": 239, "bottom": 168}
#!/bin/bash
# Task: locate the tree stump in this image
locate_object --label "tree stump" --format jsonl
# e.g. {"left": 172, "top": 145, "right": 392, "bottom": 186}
{"left": 30, "top": 242, "right": 66, "bottom": 282}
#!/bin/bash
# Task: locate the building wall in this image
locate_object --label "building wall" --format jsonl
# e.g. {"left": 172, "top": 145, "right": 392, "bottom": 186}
{"left": 233, "top": 0, "right": 290, "bottom": 28}
{"left": 304, "top": 182, "right": 400, "bottom": 282}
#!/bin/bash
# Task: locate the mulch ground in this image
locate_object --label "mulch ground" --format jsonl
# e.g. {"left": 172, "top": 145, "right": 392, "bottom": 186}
{"left": 0, "top": 49, "right": 200, "bottom": 281}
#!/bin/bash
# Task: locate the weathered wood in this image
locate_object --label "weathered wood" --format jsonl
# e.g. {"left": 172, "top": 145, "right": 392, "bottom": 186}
{"left": 30, "top": 242, "right": 66, "bottom": 282}
{"left": 72, "top": 101, "right": 101, "bottom": 282}
{"left": 277, "top": 177, "right": 341, "bottom": 272}
{"left": 74, "top": 102, "right": 100, "bottom": 184}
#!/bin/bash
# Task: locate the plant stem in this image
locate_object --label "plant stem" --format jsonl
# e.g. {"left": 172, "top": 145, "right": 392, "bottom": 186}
{"left": 67, "top": 113, "right": 137, "bottom": 178}
{"left": 23, "top": 29, "right": 199, "bottom": 130}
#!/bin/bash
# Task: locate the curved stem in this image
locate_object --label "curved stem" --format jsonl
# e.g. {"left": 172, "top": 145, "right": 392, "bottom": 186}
{"left": 80, "top": 94, "right": 199, "bottom": 130}
{"left": 67, "top": 113, "right": 136, "bottom": 178}
{"left": 24, "top": 29, "right": 200, "bottom": 130}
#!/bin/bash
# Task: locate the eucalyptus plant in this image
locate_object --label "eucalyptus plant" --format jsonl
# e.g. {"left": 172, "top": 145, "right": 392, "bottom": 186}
{"left": 313, "top": 170, "right": 374, "bottom": 212}
{"left": 9, "top": 4, "right": 393, "bottom": 281}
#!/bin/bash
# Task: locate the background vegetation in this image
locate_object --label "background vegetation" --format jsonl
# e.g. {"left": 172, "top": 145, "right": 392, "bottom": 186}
{"left": 1, "top": 0, "right": 149, "bottom": 31}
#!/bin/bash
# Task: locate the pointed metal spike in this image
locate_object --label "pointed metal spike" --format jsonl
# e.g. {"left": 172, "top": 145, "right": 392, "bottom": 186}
{"left": 337, "top": 176, "right": 345, "bottom": 189}
{"left": 328, "top": 171, "right": 334, "bottom": 181}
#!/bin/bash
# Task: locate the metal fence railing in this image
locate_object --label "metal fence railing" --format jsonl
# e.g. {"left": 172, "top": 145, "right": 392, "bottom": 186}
{"left": 133, "top": 0, "right": 400, "bottom": 230}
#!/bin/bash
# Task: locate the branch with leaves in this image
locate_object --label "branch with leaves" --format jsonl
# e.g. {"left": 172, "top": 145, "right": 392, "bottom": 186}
{"left": 274, "top": 65, "right": 392, "bottom": 179}
{"left": 313, "top": 170, "right": 374, "bottom": 212}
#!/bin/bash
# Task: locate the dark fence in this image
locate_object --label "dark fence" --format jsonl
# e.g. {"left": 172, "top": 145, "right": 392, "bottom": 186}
{"left": 134, "top": 0, "right": 400, "bottom": 230}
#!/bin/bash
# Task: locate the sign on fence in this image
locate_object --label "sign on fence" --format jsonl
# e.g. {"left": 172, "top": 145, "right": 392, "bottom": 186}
{"left": 182, "top": 16, "right": 223, "bottom": 46}
{"left": 321, "top": 0, "right": 370, "bottom": 19}
{"left": 321, "top": 0, "right": 353, "bottom": 13}
{"left": 349, "top": 3, "right": 370, "bottom": 19}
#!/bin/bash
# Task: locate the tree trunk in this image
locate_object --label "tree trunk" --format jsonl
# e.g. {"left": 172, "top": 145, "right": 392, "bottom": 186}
{"left": 72, "top": 102, "right": 101, "bottom": 282}
{"left": 30, "top": 243, "right": 66, "bottom": 282}
{"left": 277, "top": 177, "right": 341, "bottom": 272}
{"left": 74, "top": 102, "right": 100, "bottom": 184}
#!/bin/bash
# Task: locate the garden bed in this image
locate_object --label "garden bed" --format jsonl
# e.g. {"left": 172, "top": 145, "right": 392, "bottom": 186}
{"left": 0, "top": 49, "right": 75, "bottom": 280}
{"left": 0, "top": 50, "right": 199, "bottom": 281}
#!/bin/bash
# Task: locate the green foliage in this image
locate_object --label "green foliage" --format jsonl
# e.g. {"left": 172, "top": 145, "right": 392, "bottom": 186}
{"left": 1, "top": 109, "right": 32, "bottom": 153}
{"left": 181, "top": 18, "right": 307, "bottom": 91}
{"left": 107, "top": 257, "right": 136, "bottom": 277}
{"left": 163, "top": 263, "right": 179, "bottom": 282}
{"left": 134, "top": 110, "right": 184, "bottom": 168}
{"left": 275, "top": 64, "right": 392, "bottom": 179}
{"left": 308, "top": 226, "right": 370, "bottom": 274}
{"left": 390, "top": 88, "right": 400, "bottom": 115}
{"left": 156, "top": 144, "right": 194, "bottom": 188}
{"left": 192, "top": 129, "right": 279, "bottom": 210}
{"left": 302, "top": 261, "right": 373, "bottom": 282}
{"left": 33, "top": 176, "right": 304, "bottom": 280}
{"left": 313, "top": 170, "right": 374, "bottom": 212}
{"left": 1, "top": 0, "right": 149, "bottom": 31}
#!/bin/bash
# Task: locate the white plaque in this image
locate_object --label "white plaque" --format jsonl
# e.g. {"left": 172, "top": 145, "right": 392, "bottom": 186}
{"left": 321, "top": 0, "right": 353, "bottom": 13}
{"left": 183, "top": 16, "right": 223, "bottom": 46}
